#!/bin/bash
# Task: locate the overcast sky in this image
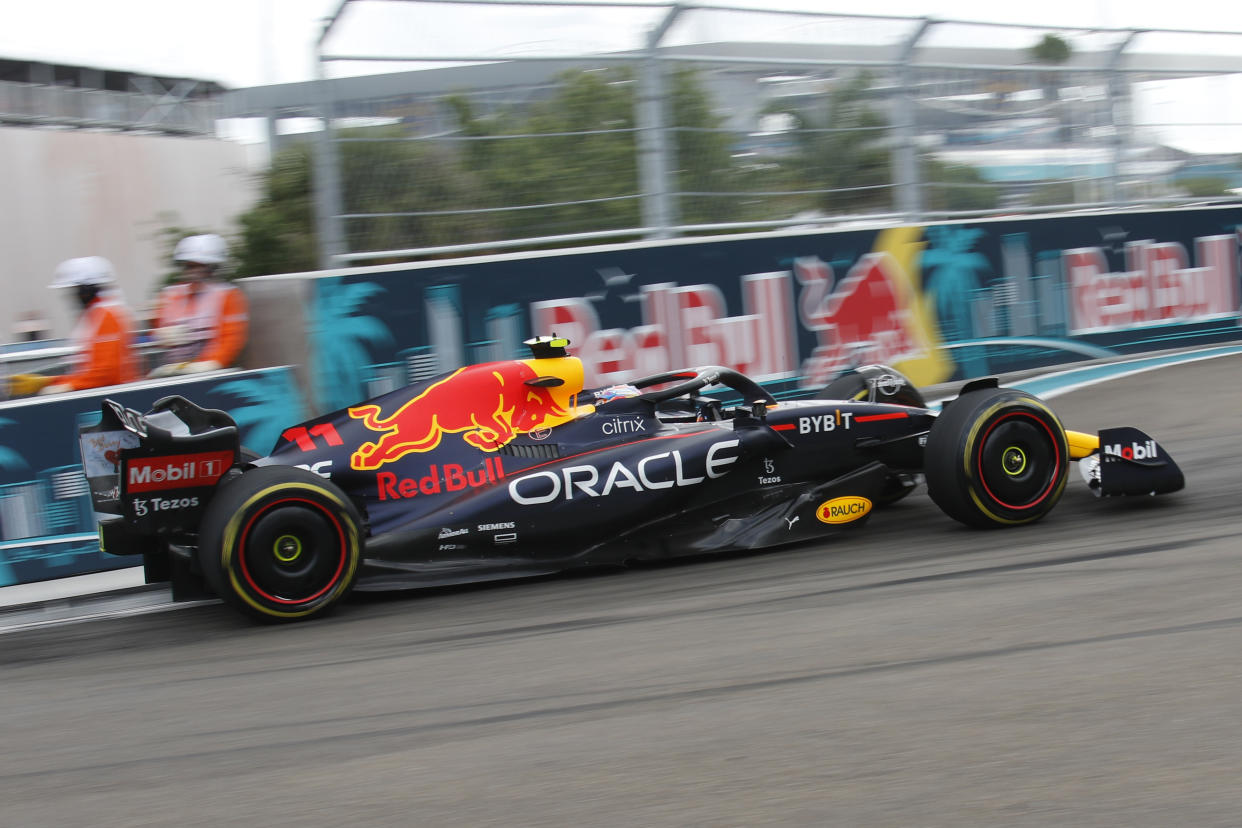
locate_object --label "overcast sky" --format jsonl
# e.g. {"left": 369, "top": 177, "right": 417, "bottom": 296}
{"left": 5, "top": 0, "right": 1242, "bottom": 89}
{"left": 4, "top": 0, "right": 1242, "bottom": 152}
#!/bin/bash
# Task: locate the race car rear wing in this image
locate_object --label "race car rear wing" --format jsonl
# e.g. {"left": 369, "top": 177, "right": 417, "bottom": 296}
{"left": 78, "top": 396, "right": 241, "bottom": 550}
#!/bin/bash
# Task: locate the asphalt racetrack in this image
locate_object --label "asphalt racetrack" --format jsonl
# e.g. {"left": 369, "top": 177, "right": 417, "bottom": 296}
{"left": 2, "top": 355, "right": 1240, "bottom": 827}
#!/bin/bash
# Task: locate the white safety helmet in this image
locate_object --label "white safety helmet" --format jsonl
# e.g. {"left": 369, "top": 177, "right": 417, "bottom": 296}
{"left": 173, "top": 233, "right": 228, "bottom": 266}
{"left": 50, "top": 256, "right": 117, "bottom": 289}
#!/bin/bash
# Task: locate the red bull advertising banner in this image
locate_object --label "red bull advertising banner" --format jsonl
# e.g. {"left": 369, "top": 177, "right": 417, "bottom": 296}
{"left": 275, "top": 206, "right": 1241, "bottom": 416}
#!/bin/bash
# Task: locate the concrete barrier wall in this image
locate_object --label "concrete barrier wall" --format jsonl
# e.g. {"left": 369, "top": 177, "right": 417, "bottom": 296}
{"left": 243, "top": 206, "right": 1242, "bottom": 415}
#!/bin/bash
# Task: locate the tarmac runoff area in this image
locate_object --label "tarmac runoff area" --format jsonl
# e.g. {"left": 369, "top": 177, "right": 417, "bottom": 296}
{"left": 0, "top": 349, "right": 1240, "bottom": 827}
{"left": 1, "top": 342, "right": 1239, "bottom": 623}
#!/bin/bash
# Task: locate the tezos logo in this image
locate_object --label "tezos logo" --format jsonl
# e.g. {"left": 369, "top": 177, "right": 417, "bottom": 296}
{"left": 816, "top": 496, "right": 872, "bottom": 525}
{"left": 132, "top": 496, "right": 199, "bottom": 517}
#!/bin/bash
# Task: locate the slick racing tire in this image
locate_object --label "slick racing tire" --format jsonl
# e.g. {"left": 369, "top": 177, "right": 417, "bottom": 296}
{"left": 198, "top": 465, "right": 362, "bottom": 622}
{"left": 925, "top": 387, "right": 1068, "bottom": 528}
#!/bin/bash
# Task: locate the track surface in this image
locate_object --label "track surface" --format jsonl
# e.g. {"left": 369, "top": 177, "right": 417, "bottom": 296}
{"left": 2, "top": 357, "right": 1239, "bottom": 827}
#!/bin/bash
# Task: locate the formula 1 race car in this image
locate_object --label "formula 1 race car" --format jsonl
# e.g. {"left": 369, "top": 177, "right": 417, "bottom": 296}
{"left": 79, "top": 336, "right": 1184, "bottom": 622}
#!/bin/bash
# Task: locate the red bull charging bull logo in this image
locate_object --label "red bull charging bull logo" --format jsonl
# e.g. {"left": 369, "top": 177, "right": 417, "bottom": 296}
{"left": 794, "top": 226, "right": 952, "bottom": 388}
{"left": 349, "top": 359, "right": 581, "bottom": 471}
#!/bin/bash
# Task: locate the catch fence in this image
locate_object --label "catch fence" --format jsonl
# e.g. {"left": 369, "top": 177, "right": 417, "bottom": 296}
{"left": 303, "top": 0, "right": 1242, "bottom": 266}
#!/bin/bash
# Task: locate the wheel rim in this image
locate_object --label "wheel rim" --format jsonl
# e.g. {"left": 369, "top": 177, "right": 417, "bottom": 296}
{"left": 976, "top": 412, "right": 1061, "bottom": 511}
{"left": 237, "top": 498, "right": 348, "bottom": 606}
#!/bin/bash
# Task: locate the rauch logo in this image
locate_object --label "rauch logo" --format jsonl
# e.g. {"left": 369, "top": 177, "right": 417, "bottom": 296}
{"left": 815, "top": 496, "right": 872, "bottom": 525}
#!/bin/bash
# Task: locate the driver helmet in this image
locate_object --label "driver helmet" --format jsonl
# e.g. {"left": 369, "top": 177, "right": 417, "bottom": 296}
{"left": 593, "top": 384, "right": 641, "bottom": 403}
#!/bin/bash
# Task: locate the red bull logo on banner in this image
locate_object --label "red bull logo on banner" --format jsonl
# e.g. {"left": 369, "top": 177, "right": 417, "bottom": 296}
{"left": 531, "top": 273, "right": 797, "bottom": 387}
{"left": 1065, "top": 235, "right": 1239, "bottom": 332}
{"left": 794, "top": 227, "right": 953, "bottom": 389}
{"left": 349, "top": 358, "right": 583, "bottom": 470}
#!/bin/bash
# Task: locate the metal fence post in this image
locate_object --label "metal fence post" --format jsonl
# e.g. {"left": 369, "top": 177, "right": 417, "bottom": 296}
{"left": 637, "top": 4, "right": 684, "bottom": 239}
{"left": 1107, "top": 30, "right": 1140, "bottom": 206}
{"left": 893, "top": 18, "right": 932, "bottom": 219}
{"left": 313, "top": 35, "right": 348, "bottom": 269}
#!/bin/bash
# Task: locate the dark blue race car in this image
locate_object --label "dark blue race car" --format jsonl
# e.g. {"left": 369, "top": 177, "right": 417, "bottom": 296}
{"left": 79, "top": 336, "right": 1183, "bottom": 622}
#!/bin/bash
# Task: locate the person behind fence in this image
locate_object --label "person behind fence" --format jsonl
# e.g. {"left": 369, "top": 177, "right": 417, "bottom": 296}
{"left": 149, "top": 233, "right": 248, "bottom": 377}
{"left": 6, "top": 256, "right": 139, "bottom": 396}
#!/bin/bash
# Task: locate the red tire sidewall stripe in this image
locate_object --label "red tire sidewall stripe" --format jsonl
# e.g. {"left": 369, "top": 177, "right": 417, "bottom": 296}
{"left": 237, "top": 496, "right": 348, "bottom": 606}
{"left": 975, "top": 411, "right": 1062, "bottom": 511}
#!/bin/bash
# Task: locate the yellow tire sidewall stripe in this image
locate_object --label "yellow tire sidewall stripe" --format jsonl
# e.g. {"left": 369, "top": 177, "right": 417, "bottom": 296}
{"left": 961, "top": 398, "right": 1067, "bottom": 525}
{"left": 220, "top": 481, "right": 361, "bottom": 619}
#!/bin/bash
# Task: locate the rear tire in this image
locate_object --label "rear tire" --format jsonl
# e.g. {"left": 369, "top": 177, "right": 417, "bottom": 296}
{"left": 925, "top": 388, "right": 1068, "bottom": 527}
{"left": 198, "top": 465, "right": 362, "bottom": 622}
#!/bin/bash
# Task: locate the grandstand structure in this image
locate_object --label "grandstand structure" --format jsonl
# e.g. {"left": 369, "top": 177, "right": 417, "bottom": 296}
{"left": 0, "top": 57, "right": 224, "bottom": 134}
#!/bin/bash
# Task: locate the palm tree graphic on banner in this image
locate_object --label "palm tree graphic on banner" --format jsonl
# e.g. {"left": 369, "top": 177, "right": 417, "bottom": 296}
{"left": 311, "top": 278, "right": 392, "bottom": 412}
{"left": 923, "top": 225, "right": 992, "bottom": 377}
{"left": 0, "top": 416, "right": 29, "bottom": 586}
{"left": 214, "top": 371, "right": 307, "bottom": 455}
{"left": 0, "top": 417, "right": 27, "bottom": 474}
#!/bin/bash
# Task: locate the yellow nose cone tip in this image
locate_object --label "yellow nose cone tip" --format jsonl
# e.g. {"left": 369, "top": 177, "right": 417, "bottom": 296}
{"left": 1065, "top": 430, "right": 1101, "bottom": 460}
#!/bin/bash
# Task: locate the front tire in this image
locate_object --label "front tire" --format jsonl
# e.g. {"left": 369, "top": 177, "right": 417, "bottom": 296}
{"left": 925, "top": 388, "right": 1068, "bottom": 527}
{"left": 198, "top": 465, "right": 362, "bottom": 622}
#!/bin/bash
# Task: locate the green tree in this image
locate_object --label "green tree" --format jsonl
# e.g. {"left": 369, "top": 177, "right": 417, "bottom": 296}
{"left": 786, "top": 73, "right": 893, "bottom": 214}
{"left": 1177, "top": 176, "right": 1231, "bottom": 197}
{"left": 669, "top": 68, "right": 740, "bottom": 225}
{"left": 1030, "top": 34, "right": 1071, "bottom": 65}
{"left": 1030, "top": 181, "right": 1077, "bottom": 208}
{"left": 1030, "top": 34, "right": 1072, "bottom": 141}
{"left": 232, "top": 128, "right": 496, "bottom": 276}
{"left": 922, "top": 158, "right": 1000, "bottom": 213}
{"left": 450, "top": 68, "right": 641, "bottom": 239}
{"left": 232, "top": 67, "right": 744, "bottom": 272}
{"left": 234, "top": 146, "right": 317, "bottom": 278}
{"left": 340, "top": 126, "right": 496, "bottom": 252}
